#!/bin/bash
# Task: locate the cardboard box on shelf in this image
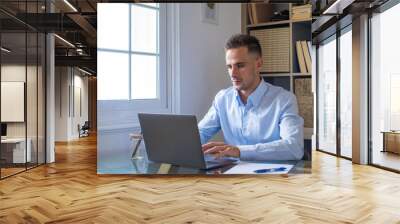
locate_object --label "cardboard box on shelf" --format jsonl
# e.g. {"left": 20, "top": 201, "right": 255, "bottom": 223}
{"left": 291, "top": 4, "right": 312, "bottom": 21}
{"left": 248, "top": 3, "right": 273, "bottom": 24}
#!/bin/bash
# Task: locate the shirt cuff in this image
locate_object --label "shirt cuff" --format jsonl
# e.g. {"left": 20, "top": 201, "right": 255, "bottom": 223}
{"left": 238, "top": 145, "right": 257, "bottom": 161}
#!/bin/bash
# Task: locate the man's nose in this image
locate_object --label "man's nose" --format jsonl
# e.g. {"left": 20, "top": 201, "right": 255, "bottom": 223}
{"left": 231, "top": 65, "right": 238, "bottom": 76}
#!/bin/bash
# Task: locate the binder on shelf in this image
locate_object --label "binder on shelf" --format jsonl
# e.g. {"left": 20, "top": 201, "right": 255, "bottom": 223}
{"left": 296, "top": 41, "right": 307, "bottom": 74}
{"left": 301, "top": 41, "right": 312, "bottom": 74}
{"left": 251, "top": 3, "right": 258, "bottom": 24}
{"left": 307, "top": 41, "right": 312, "bottom": 54}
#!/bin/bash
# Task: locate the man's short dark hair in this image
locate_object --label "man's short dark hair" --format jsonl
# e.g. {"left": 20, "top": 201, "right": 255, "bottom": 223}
{"left": 225, "top": 34, "right": 262, "bottom": 57}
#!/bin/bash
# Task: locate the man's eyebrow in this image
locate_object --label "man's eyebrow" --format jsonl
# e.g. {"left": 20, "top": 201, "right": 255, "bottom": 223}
{"left": 227, "top": 62, "right": 247, "bottom": 66}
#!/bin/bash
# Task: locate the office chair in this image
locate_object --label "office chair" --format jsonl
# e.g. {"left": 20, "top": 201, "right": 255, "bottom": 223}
{"left": 79, "top": 121, "right": 90, "bottom": 138}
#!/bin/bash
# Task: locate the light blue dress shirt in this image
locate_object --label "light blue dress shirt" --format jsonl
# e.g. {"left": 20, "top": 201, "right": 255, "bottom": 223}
{"left": 198, "top": 80, "right": 304, "bottom": 161}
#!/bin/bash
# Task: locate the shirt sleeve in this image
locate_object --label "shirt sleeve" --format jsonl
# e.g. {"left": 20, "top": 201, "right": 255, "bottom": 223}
{"left": 198, "top": 99, "right": 222, "bottom": 144}
{"left": 238, "top": 94, "right": 304, "bottom": 161}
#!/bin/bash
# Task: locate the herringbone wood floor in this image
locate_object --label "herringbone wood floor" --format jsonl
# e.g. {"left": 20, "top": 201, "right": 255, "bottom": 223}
{"left": 1, "top": 135, "right": 400, "bottom": 224}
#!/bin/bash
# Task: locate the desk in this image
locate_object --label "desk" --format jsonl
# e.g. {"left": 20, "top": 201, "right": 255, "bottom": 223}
{"left": 97, "top": 142, "right": 311, "bottom": 175}
{"left": 1, "top": 138, "right": 31, "bottom": 163}
{"left": 381, "top": 131, "right": 400, "bottom": 154}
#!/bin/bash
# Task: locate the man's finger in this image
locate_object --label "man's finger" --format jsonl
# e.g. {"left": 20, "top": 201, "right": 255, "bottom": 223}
{"left": 202, "top": 141, "right": 225, "bottom": 152}
{"left": 215, "top": 146, "right": 240, "bottom": 158}
{"left": 214, "top": 147, "right": 232, "bottom": 158}
{"left": 204, "top": 145, "right": 226, "bottom": 154}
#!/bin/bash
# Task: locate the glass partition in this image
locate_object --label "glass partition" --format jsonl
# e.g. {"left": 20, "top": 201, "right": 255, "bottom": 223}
{"left": 1, "top": 31, "right": 28, "bottom": 177}
{"left": 0, "top": 1, "right": 46, "bottom": 179}
{"left": 317, "top": 35, "right": 337, "bottom": 155}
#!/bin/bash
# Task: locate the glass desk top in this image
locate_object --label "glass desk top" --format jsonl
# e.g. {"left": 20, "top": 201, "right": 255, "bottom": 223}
{"left": 97, "top": 131, "right": 311, "bottom": 175}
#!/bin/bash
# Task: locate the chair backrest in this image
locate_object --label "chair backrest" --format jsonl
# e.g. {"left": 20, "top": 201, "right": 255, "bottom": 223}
{"left": 82, "top": 121, "right": 90, "bottom": 129}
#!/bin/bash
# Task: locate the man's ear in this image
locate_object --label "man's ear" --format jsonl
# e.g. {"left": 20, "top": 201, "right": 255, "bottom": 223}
{"left": 256, "top": 56, "right": 263, "bottom": 70}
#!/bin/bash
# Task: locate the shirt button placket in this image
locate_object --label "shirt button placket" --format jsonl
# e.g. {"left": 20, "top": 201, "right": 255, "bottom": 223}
{"left": 243, "top": 107, "right": 249, "bottom": 135}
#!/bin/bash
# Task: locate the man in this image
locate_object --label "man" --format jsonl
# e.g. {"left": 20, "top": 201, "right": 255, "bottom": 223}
{"left": 199, "top": 34, "right": 304, "bottom": 161}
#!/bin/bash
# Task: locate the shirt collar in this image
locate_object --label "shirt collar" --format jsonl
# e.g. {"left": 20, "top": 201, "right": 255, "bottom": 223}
{"left": 234, "top": 79, "right": 268, "bottom": 107}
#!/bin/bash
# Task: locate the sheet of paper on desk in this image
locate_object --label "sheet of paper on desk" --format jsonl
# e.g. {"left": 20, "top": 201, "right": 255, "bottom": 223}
{"left": 224, "top": 162, "right": 294, "bottom": 174}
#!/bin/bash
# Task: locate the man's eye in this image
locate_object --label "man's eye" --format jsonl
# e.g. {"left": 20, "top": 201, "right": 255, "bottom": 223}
{"left": 237, "top": 64, "right": 244, "bottom": 68}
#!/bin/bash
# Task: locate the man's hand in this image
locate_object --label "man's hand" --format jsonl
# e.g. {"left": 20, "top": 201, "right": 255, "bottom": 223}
{"left": 202, "top": 141, "right": 240, "bottom": 158}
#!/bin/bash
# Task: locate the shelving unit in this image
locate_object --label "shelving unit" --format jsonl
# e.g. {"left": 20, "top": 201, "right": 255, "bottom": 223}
{"left": 243, "top": 3, "right": 312, "bottom": 91}
{"left": 242, "top": 3, "right": 314, "bottom": 158}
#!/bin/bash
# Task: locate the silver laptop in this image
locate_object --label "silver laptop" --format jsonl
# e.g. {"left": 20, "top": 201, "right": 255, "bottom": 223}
{"left": 138, "top": 113, "right": 236, "bottom": 169}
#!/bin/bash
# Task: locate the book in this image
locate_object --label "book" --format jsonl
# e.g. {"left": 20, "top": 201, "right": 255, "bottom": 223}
{"left": 251, "top": 3, "right": 258, "bottom": 24}
{"left": 247, "top": 4, "right": 254, "bottom": 25}
{"left": 301, "top": 41, "right": 312, "bottom": 74}
{"left": 307, "top": 41, "right": 312, "bottom": 54}
{"left": 296, "top": 41, "right": 307, "bottom": 74}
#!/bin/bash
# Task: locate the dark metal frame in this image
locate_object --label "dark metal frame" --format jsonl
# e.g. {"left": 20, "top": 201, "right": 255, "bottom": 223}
{"left": 367, "top": 11, "right": 373, "bottom": 166}
{"left": 336, "top": 26, "right": 341, "bottom": 158}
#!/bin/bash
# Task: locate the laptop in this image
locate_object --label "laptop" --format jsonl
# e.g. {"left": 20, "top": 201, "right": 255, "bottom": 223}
{"left": 138, "top": 113, "right": 237, "bottom": 169}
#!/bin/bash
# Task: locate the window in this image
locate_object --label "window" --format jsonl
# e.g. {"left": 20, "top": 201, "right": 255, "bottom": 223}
{"left": 370, "top": 2, "right": 400, "bottom": 171}
{"left": 390, "top": 74, "right": 400, "bottom": 130}
{"left": 317, "top": 35, "right": 337, "bottom": 154}
{"left": 339, "top": 27, "right": 352, "bottom": 158}
{"left": 98, "top": 3, "right": 163, "bottom": 101}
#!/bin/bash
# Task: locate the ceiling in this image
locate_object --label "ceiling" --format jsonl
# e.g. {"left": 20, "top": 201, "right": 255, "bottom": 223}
{"left": 312, "top": 0, "right": 390, "bottom": 43}
{"left": 0, "top": 0, "right": 102, "bottom": 74}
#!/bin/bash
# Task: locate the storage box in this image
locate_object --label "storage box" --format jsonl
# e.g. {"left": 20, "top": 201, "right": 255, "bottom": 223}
{"left": 291, "top": 4, "right": 312, "bottom": 21}
{"left": 248, "top": 3, "right": 273, "bottom": 24}
{"left": 250, "top": 27, "right": 290, "bottom": 73}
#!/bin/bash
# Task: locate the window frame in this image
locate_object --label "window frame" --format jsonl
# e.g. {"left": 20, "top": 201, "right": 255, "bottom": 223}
{"left": 315, "top": 23, "right": 353, "bottom": 161}
{"left": 368, "top": 0, "right": 400, "bottom": 173}
{"left": 97, "top": 3, "right": 169, "bottom": 114}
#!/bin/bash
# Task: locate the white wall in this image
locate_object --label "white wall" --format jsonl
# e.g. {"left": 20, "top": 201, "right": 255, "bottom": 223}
{"left": 55, "top": 67, "right": 69, "bottom": 141}
{"left": 55, "top": 67, "right": 89, "bottom": 141}
{"left": 72, "top": 74, "right": 89, "bottom": 138}
{"left": 75, "top": 74, "right": 89, "bottom": 126}
{"left": 179, "top": 3, "right": 241, "bottom": 120}
{"left": 1, "top": 64, "right": 46, "bottom": 163}
{"left": 1, "top": 65, "right": 40, "bottom": 137}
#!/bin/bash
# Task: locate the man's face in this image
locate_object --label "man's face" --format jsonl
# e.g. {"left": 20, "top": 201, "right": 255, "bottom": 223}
{"left": 225, "top": 47, "right": 262, "bottom": 92}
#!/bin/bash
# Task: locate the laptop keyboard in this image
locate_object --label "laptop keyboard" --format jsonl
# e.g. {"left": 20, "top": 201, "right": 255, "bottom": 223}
{"left": 204, "top": 154, "right": 238, "bottom": 163}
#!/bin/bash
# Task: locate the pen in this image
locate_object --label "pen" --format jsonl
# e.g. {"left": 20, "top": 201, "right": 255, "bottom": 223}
{"left": 253, "top": 167, "right": 287, "bottom": 173}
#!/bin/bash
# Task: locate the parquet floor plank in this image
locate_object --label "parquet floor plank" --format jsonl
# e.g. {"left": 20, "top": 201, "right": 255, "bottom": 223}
{"left": 1, "top": 135, "right": 400, "bottom": 223}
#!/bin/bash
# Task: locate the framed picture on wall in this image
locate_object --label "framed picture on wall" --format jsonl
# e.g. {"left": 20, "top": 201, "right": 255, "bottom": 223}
{"left": 201, "top": 3, "right": 218, "bottom": 25}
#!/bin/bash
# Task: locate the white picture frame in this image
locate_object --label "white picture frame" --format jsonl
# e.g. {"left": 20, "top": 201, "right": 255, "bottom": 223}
{"left": 1, "top": 81, "right": 25, "bottom": 122}
{"left": 201, "top": 3, "right": 218, "bottom": 25}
